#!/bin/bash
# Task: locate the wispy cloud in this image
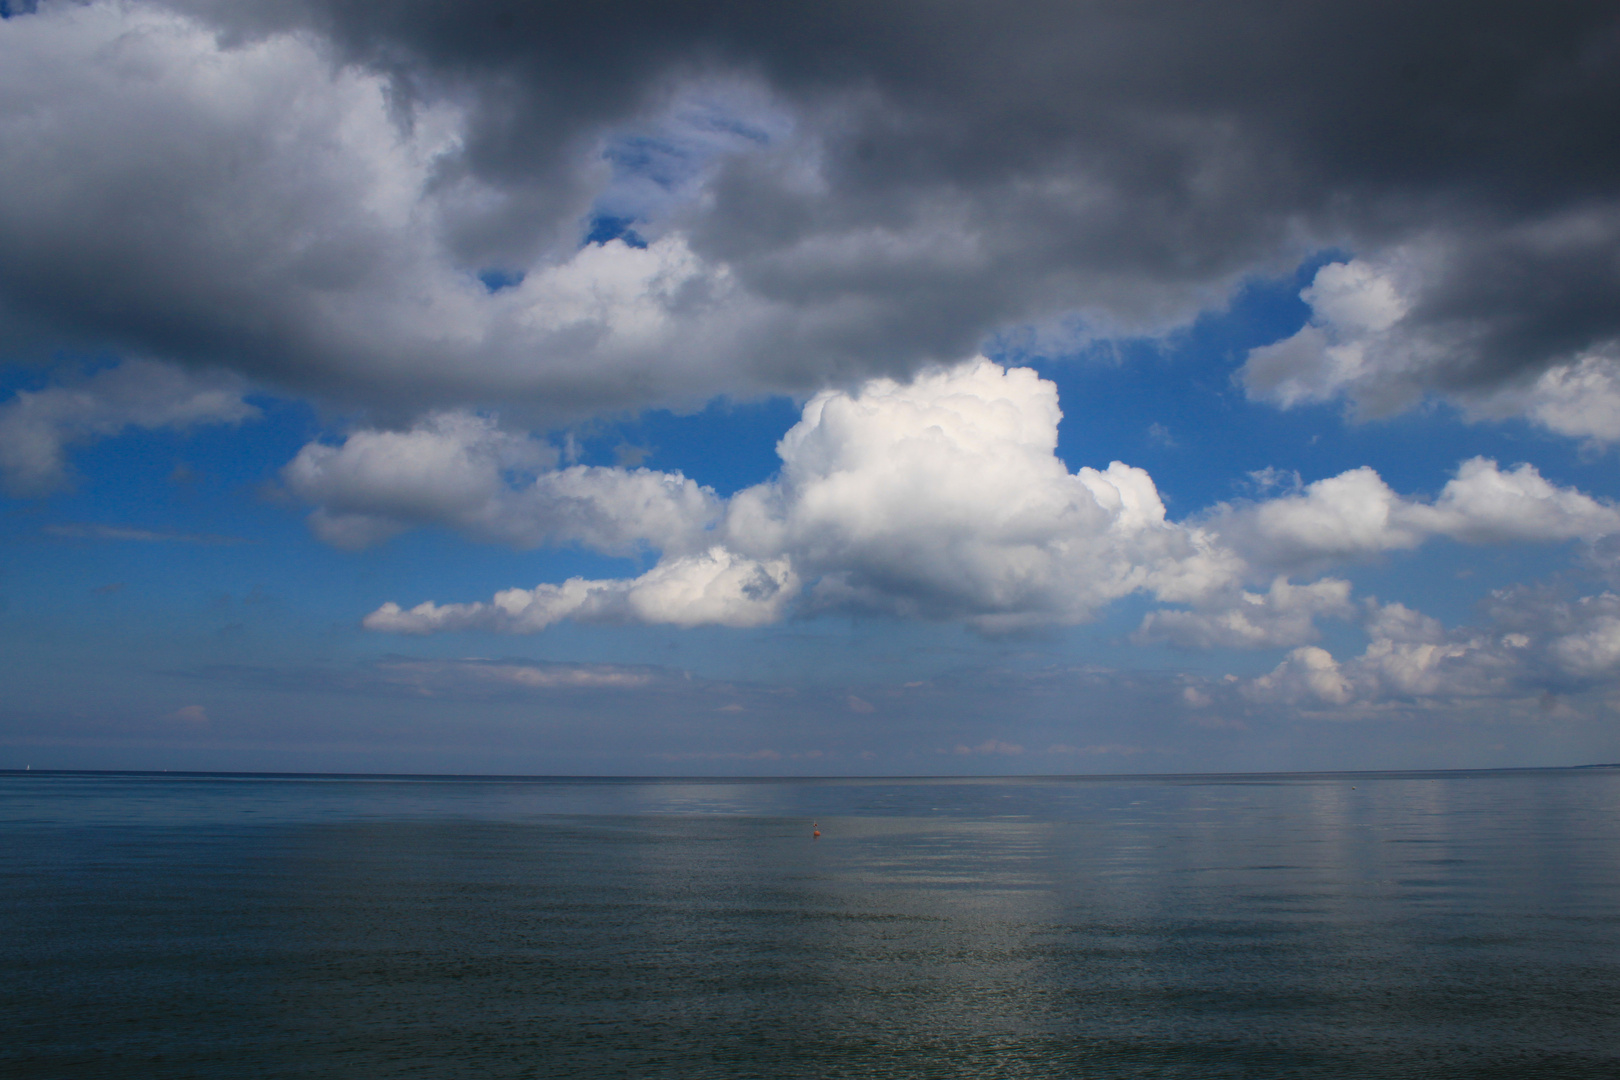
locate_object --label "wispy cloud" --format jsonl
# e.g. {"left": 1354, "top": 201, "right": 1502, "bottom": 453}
{"left": 190, "top": 656, "right": 678, "bottom": 700}
{"left": 950, "top": 740, "right": 1025, "bottom": 757}
{"left": 45, "top": 523, "right": 247, "bottom": 545}
{"left": 0, "top": 360, "right": 256, "bottom": 496}
{"left": 374, "top": 658, "right": 656, "bottom": 694}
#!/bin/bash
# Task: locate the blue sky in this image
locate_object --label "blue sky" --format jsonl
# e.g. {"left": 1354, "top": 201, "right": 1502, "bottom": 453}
{"left": 3, "top": 0, "right": 1619, "bottom": 774}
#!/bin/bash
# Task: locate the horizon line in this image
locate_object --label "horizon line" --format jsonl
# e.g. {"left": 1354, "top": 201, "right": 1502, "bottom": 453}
{"left": 3, "top": 764, "right": 1616, "bottom": 783}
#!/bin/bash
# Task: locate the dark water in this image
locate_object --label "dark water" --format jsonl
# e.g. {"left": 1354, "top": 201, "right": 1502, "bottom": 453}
{"left": 4, "top": 769, "right": 1619, "bottom": 1079}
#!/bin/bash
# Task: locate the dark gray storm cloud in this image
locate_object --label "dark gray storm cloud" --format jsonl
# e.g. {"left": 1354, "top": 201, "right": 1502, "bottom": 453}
{"left": 1, "top": 0, "right": 1616, "bottom": 419}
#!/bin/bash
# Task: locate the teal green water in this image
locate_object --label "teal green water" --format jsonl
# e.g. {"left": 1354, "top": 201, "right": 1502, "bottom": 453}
{"left": 4, "top": 769, "right": 1618, "bottom": 1078}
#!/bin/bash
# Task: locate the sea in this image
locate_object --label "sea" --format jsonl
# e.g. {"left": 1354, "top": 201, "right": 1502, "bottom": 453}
{"left": 3, "top": 768, "right": 1618, "bottom": 1079}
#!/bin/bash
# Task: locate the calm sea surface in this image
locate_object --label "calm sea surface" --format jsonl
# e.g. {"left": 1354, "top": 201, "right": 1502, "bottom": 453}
{"left": 3, "top": 769, "right": 1618, "bottom": 1078}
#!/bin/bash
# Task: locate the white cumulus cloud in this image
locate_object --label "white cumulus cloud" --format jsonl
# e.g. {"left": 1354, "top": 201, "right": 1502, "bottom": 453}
{"left": 1243, "top": 592, "right": 1620, "bottom": 709}
{"left": 1241, "top": 259, "right": 1420, "bottom": 413}
{"left": 1242, "top": 255, "right": 1620, "bottom": 441}
{"left": 1471, "top": 349, "right": 1620, "bottom": 444}
{"left": 364, "top": 546, "right": 797, "bottom": 633}
{"left": 1135, "top": 577, "right": 1355, "bottom": 650}
{"left": 1245, "top": 646, "right": 1354, "bottom": 706}
{"left": 282, "top": 411, "right": 720, "bottom": 552}
{"left": 365, "top": 360, "right": 1244, "bottom": 634}
{"left": 724, "top": 360, "right": 1239, "bottom": 629}
{"left": 1213, "top": 457, "right": 1620, "bottom": 572}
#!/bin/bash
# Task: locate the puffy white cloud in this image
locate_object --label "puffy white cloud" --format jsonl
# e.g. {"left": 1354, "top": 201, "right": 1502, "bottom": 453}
{"left": 1548, "top": 606, "right": 1620, "bottom": 678}
{"left": 725, "top": 360, "right": 1239, "bottom": 629}
{"left": 1243, "top": 592, "right": 1620, "bottom": 709}
{"left": 365, "top": 361, "right": 1244, "bottom": 634}
{"left": 1214, "top": 457, "right": 1620, "bottom": 571}
{"left": 282, "top": 411, "right": 720, "bottom": 551}
{"left": 1471, "top": 350, "right": 1620, "bottom": 443}
{"left": 1488, "top": 589, "right": 1620, "bottom": 683}
{"left": 0, "top": 360, "right": 256, "bottom": 496}
{"left": 1218, "top": 466, "right": 1423, "bottom": 566}
{"left": 1242, "top": 253, "right": 1620, "bottom": 439}
{"left": 364, "top": 546, "right": 798, "bottom": 633}
{"left": 282, "top": 412, "right": 550, "bottom": 548}
{"left": 1351, "top": 603, "right": 1519, "bottom": 700}
{"left": 1244, "top": 605, "right": 1508, "bottom": 708}
{"left": 1246, "top": 646, "right": 1353, "bottom": 706}
{"left": 1135, "top": 577, "right": 1354, "bottom": 650}
{"left": 1242, "top": 260, "right": 1413, "bottom": 410}
{"left": 1416, "top": 457, "right": 1620, "bottom": 544}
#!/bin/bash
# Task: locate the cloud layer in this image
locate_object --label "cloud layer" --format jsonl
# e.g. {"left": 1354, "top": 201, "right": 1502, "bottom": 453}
{"left": 1, "top": 1, "right": 1615, "bottom": 431}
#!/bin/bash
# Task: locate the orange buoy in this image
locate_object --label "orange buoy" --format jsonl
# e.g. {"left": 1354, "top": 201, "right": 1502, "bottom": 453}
{"left": 812, "top": 822, "right": 821, "bottom": 838}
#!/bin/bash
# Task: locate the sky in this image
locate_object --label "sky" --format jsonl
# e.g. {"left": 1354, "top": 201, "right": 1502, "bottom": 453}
{"left": 3, "top": 0, "right": 1620, "bottom": 775}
